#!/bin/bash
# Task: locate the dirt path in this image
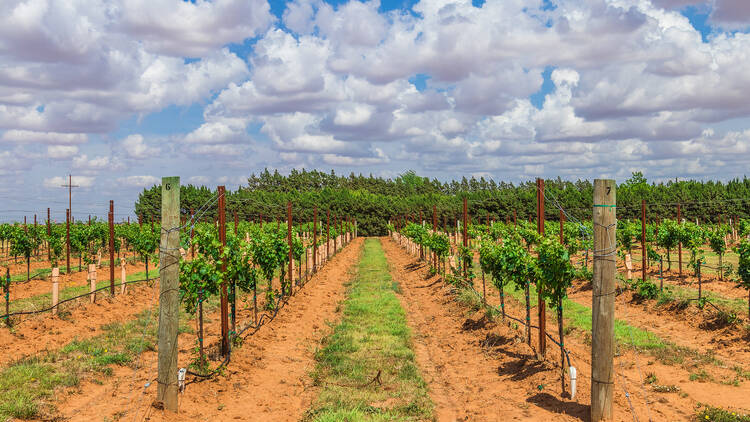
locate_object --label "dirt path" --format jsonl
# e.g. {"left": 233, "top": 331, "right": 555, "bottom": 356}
{"left": 567, "top": 281, "right": 750, "bottom": 368}
{"left": 382, "top": 237, "right": 585, "bottom": 421}
{"left": 382, "top": 236, "right": 750, "bottom": 421}
{"left": 53, "top": 237, "right": 364, "bottom": 422}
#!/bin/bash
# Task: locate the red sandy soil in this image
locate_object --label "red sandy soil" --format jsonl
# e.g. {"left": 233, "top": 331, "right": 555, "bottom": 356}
{"left": 3, "top": 259, "right": 152, "bottom": 304}
{"left": 567, "top": 280, "right": 750, "bottom": 365}
{"left": 49, "top": 238, "right": 363, "bottom": 422}
{"left": 613, "top": 245, "right": 750, "bottom": 304}
{"left": 383, "top": 236, "right": 750, "bottom": 422}
{"left": 0, "top": 279, "right": 160, "bottom": 367}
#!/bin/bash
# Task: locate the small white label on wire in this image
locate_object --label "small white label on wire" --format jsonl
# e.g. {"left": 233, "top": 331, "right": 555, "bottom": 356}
{"left": 178, "top": 368, "right": 187, "bottom": 392}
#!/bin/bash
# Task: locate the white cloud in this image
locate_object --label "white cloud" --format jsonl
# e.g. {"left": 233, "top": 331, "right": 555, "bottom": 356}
{"left": 1, "top": 130, "right": 87, "bottom": 145}
{"left": 3, "top": 0, "right": 750, "bottom": 204}
{"left": 116, "top": 175, "right": 159, "bottom": 187}
{"left": 47, "top": 145, "right": 78, "bottom": 159}
{"left": 121, "top": 134, "right": 159, "bottom": 159}
{"left": 73, "top": 154, "right": 115, "bottom": 171}
{"left": 188, "top": 175, "right": 210, "bottom": 185}
{"left": 43, "top": 175, "right": 94, "bottom": 189}
{"left": 118, "top": 0, "right": 274, "bottom": 57}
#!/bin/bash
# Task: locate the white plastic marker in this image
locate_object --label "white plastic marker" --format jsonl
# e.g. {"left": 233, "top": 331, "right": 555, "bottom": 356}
{"left": 569, "top": 366, "right": 577, "bottom": 399}
{"left": 178, "top": 368, "right": 187, "bottom": 392}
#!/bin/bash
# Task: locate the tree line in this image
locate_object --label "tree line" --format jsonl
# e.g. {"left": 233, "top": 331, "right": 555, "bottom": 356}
{"left": 133, "top": 169, "right": 750, "bottom": 236}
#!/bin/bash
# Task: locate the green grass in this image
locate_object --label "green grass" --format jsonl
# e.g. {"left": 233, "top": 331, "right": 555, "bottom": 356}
{"left": 306, "top": 238, "right": 433, "bottom": 421}
{"left": 5, "top": 265, "right": 158, "bottom": 316}
{"left": 0, "top": 306, "right": 190, "bottom": 421}
{"left": 471, "top": 261, "right": 723, "bottom": 368}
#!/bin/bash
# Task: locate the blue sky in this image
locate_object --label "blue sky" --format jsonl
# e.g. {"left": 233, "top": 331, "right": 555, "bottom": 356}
{"left": 1, "top": 0, "right": 750, "bottom": 221}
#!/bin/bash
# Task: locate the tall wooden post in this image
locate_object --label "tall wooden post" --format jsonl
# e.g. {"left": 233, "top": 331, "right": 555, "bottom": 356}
{"left": 313, "top": 206, "right": 318, "bottom": 273}
{"left": 287, "top": 202, "right": 293, "bottom": 296}
{"left": 326, "top": 210, "right": 331, "bottom": 261}
{"left": 677, "top": 203, "right": 682, "bottom": 278}
{"left": 66, "top": 209, "right": 71, "bottom": 274}
{"left": 218, "top": 186, "right": 229, "bottom": 356}
{"left": 592, "top": 179, "right": 616, "bottom": 421}
{"left": 109, "top": 200, "right": 115, "bottom": 295}
{"left": 157, "top": 176, "right": 180, "bottom": 412}
{"left": 536, "top": 178, "right": 546, "bottom": 358}
{"left": 641, "top": 200, "right": 647, "bottom": 282}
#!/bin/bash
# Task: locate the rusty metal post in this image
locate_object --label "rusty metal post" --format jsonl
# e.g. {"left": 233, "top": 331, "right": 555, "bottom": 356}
{"left": 537, "top": 178, "right": 546, "bottom": 359}
{"left": 109, "top": 200, "right": 115, "bottom": 295}
{"left": 66, "top": 209, "right": 70, "bottom": 274}
{"left": 642, "top": 200, "right": 647, "bottom": 282}
{"left": 287, "top": 202, "right": 293, "bottom": 296}
{"left": 313, "top": 206, "right": 318, "bottom": 273}
{"left": 218, "top": 186, "right": 229, "bottom": 357}
{"left": 677, "top": 203, "right": 682, "bottom": 278}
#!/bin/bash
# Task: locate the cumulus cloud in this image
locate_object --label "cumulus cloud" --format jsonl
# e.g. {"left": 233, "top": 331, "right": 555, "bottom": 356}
{"left": 1, "top": 130, "right": 87, "bottom": 145}
{"left": 4, "top": 0, "right": 750, "bottom": 209}
{"left": 117, "top": 0, "right": 274, "bottom": 57}
{"left": 47, "top": 145, "right": 78, "bottom": 159}
{"left": 43, "top": 175, "right": 95, "bottom": 189}
{"left": 73, "top": 154, "right": 119, "bottom": 172}
{"left": 116, "top": 175, "right": 159, "bottom": 187}
{"left": 121, "top": 134, "right": 159, "bottom": 159}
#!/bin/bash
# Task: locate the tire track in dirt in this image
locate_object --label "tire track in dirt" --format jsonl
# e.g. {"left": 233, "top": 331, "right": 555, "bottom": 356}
{"left": 381, "top": 237, "right": 586, "bottom": 422}
{"left": 53, "top": 237, "right": 364, "bottom": 422}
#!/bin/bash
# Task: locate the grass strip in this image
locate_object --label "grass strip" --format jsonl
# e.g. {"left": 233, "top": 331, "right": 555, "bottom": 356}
{"left": 468, "top": 261, "right": 722, "bottom": 368}
{"left": 0, "top": 306, "right": 190, "bottom": 421}
{"left": 305, "top": 238, "right": 433, "bottom": 421}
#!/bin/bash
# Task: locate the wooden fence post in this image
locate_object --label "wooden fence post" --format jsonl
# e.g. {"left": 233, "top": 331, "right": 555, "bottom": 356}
{"left": 52, "top": 268, "right": 59, "bottom": 315}
{"left": 89, "top": 264, "right": 97, "bottom": 304}
{"left": 592, "top": 179, "right": 616, "bottom": 421}
{"left": 157, "top": 176, "right": 180, "bottom": 412}
{"left": 120, "top": 261, "right": 127, "bottom": 295}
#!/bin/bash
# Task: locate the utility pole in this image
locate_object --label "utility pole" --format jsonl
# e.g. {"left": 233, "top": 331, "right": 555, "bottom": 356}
{"left": 60, "top": 174, "right": 79, "bottom": 220}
